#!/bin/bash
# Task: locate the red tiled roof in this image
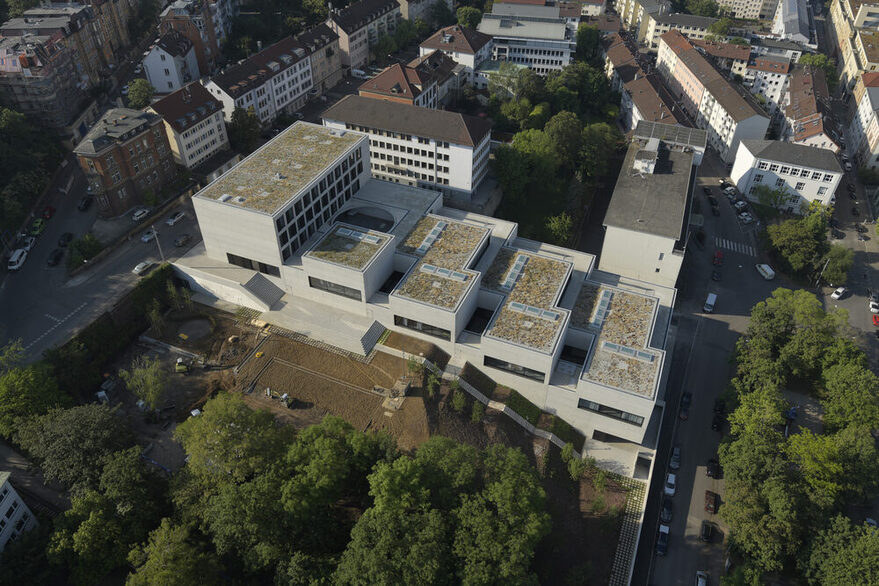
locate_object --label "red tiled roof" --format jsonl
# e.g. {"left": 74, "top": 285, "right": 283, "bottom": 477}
{"left": 149, "top": 82, "right": 222, "bottom": 134}
{"left": 862, "top": 71, "right": 879, "bottom": 87}
{"left": 747, "top": 55, "right": 791, "bottom": 74}
{"left": 358, "top": 62, "right": 434, "bottom": 101}
{"left": 691, "top": 39, "right": 750, "bottom": 61}
{"left": 660, "top": 30, "right": 694, "bottom": 55}
{"left": 420, "top": 25, "right": 492, "bottom": 55}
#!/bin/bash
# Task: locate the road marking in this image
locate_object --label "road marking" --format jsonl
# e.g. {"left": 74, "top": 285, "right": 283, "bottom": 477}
{"left": 24, "top": 302, "right": 87, "bottom": 351}
{"left": 714, "top": 237, "right": 755, "bottom": 257}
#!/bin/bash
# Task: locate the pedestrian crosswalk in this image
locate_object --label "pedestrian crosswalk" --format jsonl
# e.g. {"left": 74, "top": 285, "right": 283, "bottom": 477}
{"left": 715, "top": 237, "right": 756, "bottom": 257}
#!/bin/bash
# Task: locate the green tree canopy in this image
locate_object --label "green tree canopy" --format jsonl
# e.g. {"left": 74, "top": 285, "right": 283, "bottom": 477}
{"left": 707, "top": 16, "right": 733, "bottom": 35}
{"left": 803, "top": 515, "right": 879, "bottom": 585}
{"left": 580, "top": 122, "right": 623, "bottom": 179}
{"left": 127, "top": 78, "right": 155, "bottom": 109}
{"left": 127, "top": 519, "right": 224, "bottom": 586}
{"left": 457, "top": 6, "right": 482, "bottom": 28}
{"left": 766, "top": 209, "right": 829, "bottom": 276}
{"left": 822, "top": 244, "right": 854, "bottom": 286}
{"left": 686, "top": 0, "right": 719, "bottom": 16}
{"left": 228, "top": 106, "right": 261, "bottom": 154}
{"left": 799, "top": 53, "right": 839, "bottom": 89}
{"left": 575, "top": 24, "right": 600, "bottom": 61}
{"left": 119, "top": 355, "right": 169, "bottom": 410}
{"left": 544, "top": 111, "right": 583, "bottom": 168}
{"left": 0, "top": 362, "right": 70, "bottom": 438}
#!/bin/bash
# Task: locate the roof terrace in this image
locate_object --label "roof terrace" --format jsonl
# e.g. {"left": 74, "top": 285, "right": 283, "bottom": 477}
{"left": 482, "top": 247, "right": 572, "bottom": 353}
{"left": 394, "top": 215, "right": 489, "bottom": 310}
{"left": 305, "top": 224, "right": 389, "bottom": 270}
{"left": 195, "top": 123, "right": 363, "bottom": 215}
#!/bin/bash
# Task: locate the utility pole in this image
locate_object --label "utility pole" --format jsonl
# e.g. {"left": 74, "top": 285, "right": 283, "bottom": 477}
{"left": 152, "top": 224, "right": 165, "bottom": 263}
{"left": 814, "top": 256, "right": 831, "bottom": 289}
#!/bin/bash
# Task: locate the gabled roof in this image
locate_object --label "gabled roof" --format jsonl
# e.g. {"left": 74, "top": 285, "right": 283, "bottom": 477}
{"left": 328, "top": 0, "right": 399, "bottom": 35}
{"left": 359, "top": 62, "right": 435, "bottom": 101}
{"left": 741, "top": 139, "right": 842, "bottom": 171}
{"left": 691, "top": 39, "right": 750, "bottom": 61}
{"left": 152, "top": 31, "right": 193, "bottom": 58}
{"left": 625, "top": 75, "right": 687, "bottom": 125}
{"left": 74, "top": 108, "right": 161, "bottom": 156}
{"left": 322, "top": 95, "right": 492, "bottom": 147}
{"left": 660, "top": 29, "right": 695, "bottom": 55}
{"left": 653, "top": 13, "right": 718, "bottom": 28}
{"left": 210, "top": 36, "right": 307, "bottom": 98}
{"left": 747, "top": 55, "right": 791, "bottom": 74}
{"left": 408, "top": 50, "right": 458, "bottom": 85}
{"left": 420, "top": 25, "right": 493, "bottom": 55}
{"left": 862, "top": 71, "right": 879, "bottom": 88}
{"left": 149, "top": 82, "right": 222, "bottom": 134}
{"left": 296, "top": 23, "right": 339, "bottom": 52}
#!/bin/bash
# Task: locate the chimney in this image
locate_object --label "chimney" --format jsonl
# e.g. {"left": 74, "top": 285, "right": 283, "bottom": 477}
{"left": 182, "top": 85, "right": 192, "bottom": 103}
{"left": 257, "top": 40, "right": 263, "bottom": 52}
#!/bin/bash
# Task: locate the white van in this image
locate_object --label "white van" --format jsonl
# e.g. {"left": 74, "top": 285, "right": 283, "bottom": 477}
{"left": 755, "top": 264, "right": 776, "bottom": 280}
{"left": 351, "top": 68, "right": 368, "bottom": 79}
{"left": 7, "top": 249, "right": 27, "bottom": 271}
{"left": 703, "top": 293, "right": 717, "bottom": 313}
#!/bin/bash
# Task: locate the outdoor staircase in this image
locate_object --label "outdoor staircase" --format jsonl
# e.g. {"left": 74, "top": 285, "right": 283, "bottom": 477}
{"left": 241, "top": 273, "right": 285, "bottom": 309}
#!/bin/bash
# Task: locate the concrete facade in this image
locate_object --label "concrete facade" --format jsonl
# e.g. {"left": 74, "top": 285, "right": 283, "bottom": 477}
{"left": 477, "top": 3, "right": 576, "bottom": 74}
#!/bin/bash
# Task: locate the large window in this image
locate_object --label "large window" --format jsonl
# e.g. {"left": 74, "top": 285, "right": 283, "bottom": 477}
{"left": 226, "top": 253, "right": 280, "bottom": 277}
{"left": 309, "top": 277, "right": 361, "bottom": 301}
{"left": 577, "top": 398, "right": 644, "bottom": 426}
{"left": 394, "top": 315, "right": 450, "bottom": 341}
{"left": 483, "top": 355, "right": 545, "bottom": 382}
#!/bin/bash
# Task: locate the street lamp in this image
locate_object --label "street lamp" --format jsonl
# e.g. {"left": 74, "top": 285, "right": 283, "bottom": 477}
{"left": 152, "top": 224, "right": 165, "bottom": 263}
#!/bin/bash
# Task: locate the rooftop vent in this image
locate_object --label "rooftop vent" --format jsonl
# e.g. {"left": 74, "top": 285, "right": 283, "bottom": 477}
{"left": 233, "top": 196, "right": 246, "bottom": 203}
{"left": 218, "top": 193, "right": 232, "bottom": 202}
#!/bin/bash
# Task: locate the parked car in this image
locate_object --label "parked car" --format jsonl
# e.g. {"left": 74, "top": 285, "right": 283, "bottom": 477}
{"left": 57, "top": 232, "right": 73, "bottom": 247}
{"left": 132, "top": 261, "right": 155, "bottom": 276}
{"left": 870, "top": 301, "right": 879, "bottom": 314}
{"left": 702, "top": 186, "right": 712, "bottom": 195}
{"left": 669, "top": 446, "right": 681, "bottom": 471}
{"left": 713, "top": 250, "right": 724, "bottom": 266}
{"left": 707, "top": 458, "right": 721, "bottom": 478}
{"left": 664, "top": 473, "right": 677, "bottom": 496}
{"left": 832, "top": 229, "right": 845, "bottom": 239}
{"left": 141, "top": 228, "right": 158, "bottom": 243}
{"left": 739, "top": 213, "right": 754, "bottom": 225}
{"left": 41, "top": 205, "right": 56, "bottom": 219}
{"left": 77, "top": 196, "right": 93, "bottom": 211}
{"left": 853, "top": 206, "right": 860, "bottom": 216}
{"left": 46, "top": 248, "right": 64, "bottom": 267}
{"left": 857, "top": 224, "right": 868, "bottom": 233}
{"left": 707, "top": 195, "right": 718, "bottom": 206}
{"left": 696, "top": 570, "right": 709, "bottom": 586}
{"left": 700, "top": 520, "right": 714, "bottom": 542}
{"left": 719, "top": 180, "right": 731, "bottom": 189}
{"left": 7, "top": 249, "right": 27, "bottom": 271}
{"left": 734, "top": 200, "right": 748, "bottom": 212}
{"left": 705, "top": 490, "right": 719, "bottom": 514}
{"left": 661, "top": 497, "right": 673, "bottom": 523}
{"left": 17, "top": 235, "right": 36, "bottom": 252}
{"left": 121, "top": 84, "right": 130, "bottom": 95}
{"left": 131, "top": 208, "right": 149, "bottom": 222}
{"left": 174, "top": 234, "right": 192, "bottom": 247}
{"left": 166, "top": 211, "right": 186, "bottom": 226}
{"left": 859, "top": 234, "right": 869, "bottom": 242}
{"left": 28, "top": 218, "right": 46, "bottom": 236}
{"left": 656, "top": 524, "right": 670, "bottom": 556}
{"left": 679, "top": 392, "right": 692, "bottom": 420}
{"left": 845, "top": 162, "right": 853, "bottom": 172}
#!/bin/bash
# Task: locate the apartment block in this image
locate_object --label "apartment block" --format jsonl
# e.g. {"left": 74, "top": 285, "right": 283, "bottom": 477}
{"left": 143, "top": 32, "right": 200, "bottom": 94}
{"left": 160, "top": 0, "right": 221, "bottom": 74}
{"left": 716, "top": 0, "right": 779, "bottom": 20}
{"left": 148, "top": 82, "right": 230, "bottom": 170}
{"left": 828, "top": 0, "right": 879, "bottom": 91}
{"left": 326, "top": 0, "right": 401, "bottom": 69}
{"left": 477, "top": 3, "right": 576, "bottom": 74}
{"left": 323, "top": 95, "right": 491, "bottom": 199}
{"left": 783, "top": 66, "right": 840, "bottom": 152}
{"left": 613, "top": 0, "right": 670, "bottom": 43}
{"left": 690, "top": 39, "right": 749, "bottom": 77}
{"left": 0, "top": 473, "right": 37, "bottom": 553}
{"left": 74, "top": 108, "right": 176, "bottom": 217}
{"left": 419, "top": 25, "right": 493, "bottom": 86}
{"left": 744, "top": 54, "right": 792, "bottom": 117}
{"left": 849, "top": 72, "right": 879, "bottom": 168}
{"left": 358, "top": 51, "right": 458, "bottom": 107}
{"left": 656, "top": 30, "right": 769, "bottom": 162}
{"left": 80, "top": 0, "right": 133, "bottom": 62}
{"left": 645, "top": 13, "right": 717, "bottom": 50}
{"left": 601, "top": 122, "right": 704, "bottom": 288}
{"left": 772, "top": 0, "right": 811, "bottom": 44}
{"left": 298, "top": 24, "right": 343, "bottom": 95}
{"left": 397, "top": 0, "right": 453, "bottom": 22}
{"left": 750, "top": 36, "right": 806, "bottom": 62}
{"left": 204, "top": 36, "right": 313, "bottom": 126}
{"left": 582, "top": 0, "right": 608, "bottom": 16}
{"left": 731, "top": 140, "right": 843, "bottom": 211}
{"left": 173, "top": 121, "right": 677, "bottom": 448}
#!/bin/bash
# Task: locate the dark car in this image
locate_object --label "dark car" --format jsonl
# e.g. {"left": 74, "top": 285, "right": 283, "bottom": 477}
{"left": 705, "top": 490, "right": 719, "bottom": 514}
{"left": 871, "top": 290, "right": 879, "bottom": 304}
{"left": 832, "top": 229, "right": 845, "bottom": 239}
{"left": 711, "top": 269, "right": 721, "bottom": 281}
{"left": 720, "top": 181, "right": 731, "bottom": 190}
{"left": 174, "top": 233, "right": 192, "bottom": 247}
{"left": 700, "top": 520, "right": 714, "bottom": 542}
{"left": 712, "top": 413, "right": 724, "bottom": 432}
{"left": 702, "top": 187, "right": 712, "bottom": 195}
{"left": 77, "top": 196, "right": 93, "bottom": 211}
{"left": 58, "top": 232, "right": 73, "bottom": 247}
{"left": 707, "top": 195, "right": 719, "bottom": 206}
{"left": 848, "top": 183, "right": 856, "bottom": 192}
{"left": 857, "top": 224, "right": 868, "bottom": 233}
{"left": 849, "top": 192, "right": 858, "bottom": 201}
{"left": 661, "top": 497, "right": 673, "bottom": 523}
{"left": 829, "top": 218, "right": 840, "bottom": 228}
{"left": 46, "top": 248, "right": 63, "bottom": 267}
{"left": 707, "top": 458, "right": 721, "bottom": 478}
{"left": 853, "top": 206, "right": 860, "bottom": 216}
{"left": 656, "top": 525, "right": 670, "bottom": 556}
{"left": 680, "top": 392, "right": 692, "bottom": 421}
{"left": 711, "top": 205, "right": 720, "bottom": 216}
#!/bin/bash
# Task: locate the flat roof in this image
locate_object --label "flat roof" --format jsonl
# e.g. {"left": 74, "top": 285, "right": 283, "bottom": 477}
{"left": 478, "top": 14, "right": 569, "bottom": 41}
{"left": 634, "top": 120, "right": 707, "bottom": 147}
{"left": 305, "top": 223, "right": 389, "bottom": 270}
{"left": 194, "top": 122, "right": 363, "bottom": 215}
{"left": 483, "top": 247, "right": 572, "bottom": 353}
{"left": 394, "top": 215, "right": 490, "bottom": 310}
{"left": 604, "top": 138, "right": 694, "bottom": 240}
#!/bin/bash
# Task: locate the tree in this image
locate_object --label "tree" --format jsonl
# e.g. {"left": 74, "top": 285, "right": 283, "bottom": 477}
{"left": 0, "top": 522, "right": 62, "bottom": 585}
{"left": 707, "top": 16, "right": 733, "bottom": 36}
{"left": 822, "top": 245, "right": 853, "bottom": 286}
{"left": 457, "top": 6, "right": 482, "bottom": 28}
{"left": 488, "top": 61, "right": 521, "bottom": 98}
{"left": 821, "top": 361, "right": 879, "bottom": 431}
{"left": 799, "top": 53, "right": 839, "bottom": 89}
{"left": 127, "top": 519, "right": 224, "bottom": 586}
{"left": 0, "top": 340, "right": 23, "bottom": 373}
{"left": 491, "top": 144, "right": 529, "bottom": 203}
{"left": 523, "top": 101, "right": 551, "bottom": 130}
{"left": 546, "top": 212, "right": 573, "bottom": 245}
{"left": 580, "top": 122, "right": 623, "bottom": 179}
{"left": 686, "top": 0, "right": 719, "bottom": 16}
{"left": 5, "top": 0, "right": 39, "bottom": 18}
{"left": 14, "top": 404, "right": 135, "bottom": 490}
{"left": 430, "top": 0, "right": 455, "bottom": 26}
{"left": 414, "top": 18, "right": 430, "bottom": 38}
{"left": 371, "top": 34, "right": 397, "bottom": 66}
{"left": 767, "top": 210, "right": 828, "bottom": 275}
{"left": 752, "top": 184, "right": 789, "bottom": 209}
{"left": 119, "top": 354, "right": 169, "bottom": 411}
{"left": 500, "top": 97, "right": 533, "bottom": 129}
{"left": 127, "top": 78, "right": 155, "bottom": 109}
{"left": 516, "top": 68, "right": 545, "bottom": 103}
{"left": 729, "top": 36, "right": 750, "bottom": 45}
{"left": 576, "top": 24, "right": 600, "bottom": 62}
{"left": 228, "top": 107, "right": 261, "bottom": 154}
{"left": 544, "top": 111, "right": 583, "bottom": 168}
{"left": 394, "top": 19, "right": 417, "bottom": 48}
{"left": 0, "top": 362, "right": 70, "bottom": 437}
{"left": 804, "top": 515, "right": 879, "bottom": 585}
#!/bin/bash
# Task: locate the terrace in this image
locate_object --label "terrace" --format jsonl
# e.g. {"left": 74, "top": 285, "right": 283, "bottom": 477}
{"left": 306, "top": 224, "right": 388, "bottom": 270}
{"left": 572, "top": 282, "right": 661, "bottom": 397}
{"left": 394, "top": 215, "right": 489, "bottom": 310}
{"left": 483, "top": 247, "right": 572, "bottom": 353}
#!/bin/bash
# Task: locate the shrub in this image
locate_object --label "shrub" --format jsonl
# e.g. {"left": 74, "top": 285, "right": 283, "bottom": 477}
{"left": 471, "top": 400, "right": 484, "bottom": 422}
{"left": 550, "top": 416, "right": 586, "bottom": 453}
{"left": 426, "top": 373, "right": 440, "bottom": 398}
{"left": 507, "top": 390, "right": 541, "bottom": 426}
{"left": 452, "top": 389, "right": 466, "bottom": 413}
{"left": 593, "top": 469, "right": 607, "bottom": 494}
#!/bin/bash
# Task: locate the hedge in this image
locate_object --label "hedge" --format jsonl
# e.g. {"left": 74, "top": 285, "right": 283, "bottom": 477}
{"left": 506, "top": 390, "right": 541, "bottom": 426}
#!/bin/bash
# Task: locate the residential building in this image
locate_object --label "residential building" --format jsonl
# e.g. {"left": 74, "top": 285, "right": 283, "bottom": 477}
{"left": 849, "top": 71, "right": 879, "bottom": 168}
{"left": 656, "top": 30, "right": 770, "bottom": 162}
{"left": 0, "top": 34, "right": 97, "bottom": 144}
{"left": 716, "top": 0, "right": 779, "bottom": 20}
{"left": 690, "top": 39, "right": 750, "bottom": 77}
{"left": 602, "top": 33, "right": 642, "bottom": 93}
{"left": 731, "top": 139, "right": 843, "bottom": 211}
{"left": 744, "top": 54, "right": 792, "bottom": 117}
{"left": 750, "top": 36, "right": 806, "bottom": 62}
{"left": 397, "top": 0, "right": 453, "bottom": 23}
{"left": 322, "top": 95, "right": 491, "bottom": 199}
{"left": 645, "top": 13, "right": 717, "bottom": 50}
{"left": 582, "top": 13, "right": 624, "bottom": 35}
{"left": 173, "top": 121, "right": 677, "bottom": 449}
{"left": 828, "top": 0, "right": 879, "bottom": 91}
{"left": 148, "top": 82, "right": 230, "bottom": 170}
{"left": 581, "top": 0, "right": 608, "bottom": 16}
{"left": 298, "top": 24, "right": 343, "bottom": 95}
{"left": 783, "top": 66, "right": 840, "bottom": 152}
{"left": 419, "top": 25, "right": 493, "bottom": 86}
{"left": 73, "top": 108, "right": 176, "bottom": 217}
{"left": 207, "top": 0, "right": 239, "bottom": 44}
{"left": 143, "top": 32, "right": 200, "bottom": 94}
{"left": 406, "top": 50, "right": 460, "bottom": 105}
{"left": 160, "top": 0, "right": 221, "bottom": 75}
{"left": 614, "top": 0, "right": 670, "bottom": 43}
{"left": 772, "top": 0, "right": 811, "bottom": 44}
{"left": 621, "top": 74, "right": 688, "bottom": 129}
{"left": 601, "top": 122, "right": 704, "bottom": 287}
{"left": 326, "top": 0, "right": 401, "bottom": 69}
{"left": 0, "top": 473, "right": 37, "bottom": 553}
{"left": 358, "top": 61, "right": 437, "bottom": 106}
{"left": 477, "top": 3, "right": 576, "bottom": 74}
{"left": 204, "top": 36, "right": 313, "bottom": 126}
{"left": 80, "top": 0, "right": 134, "bottom": 62}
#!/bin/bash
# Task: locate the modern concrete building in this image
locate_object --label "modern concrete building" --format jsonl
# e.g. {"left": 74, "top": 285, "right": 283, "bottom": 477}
{"left": 322, "top": 95, "right": 491, "bottom": 199}
{"left": 600, "top": 122, "right": 704, "bottom": 288}
{"left": 326, "top": 0, "right": 401, "bottom": 70}
{"left": 783, "top": 66, "right": 840, "bottom": 152}
{"left": 828, "top": 0, "right": 879, "bottom": 91}
{"left": 143, "top": 32, "right": 200, "bottom": 94}
{"left": 173, "top": 121, "right": 678, "bottom": 448}
{"left": 644, "top": 13, "right": 717, "bottom": 50}
{"left": 731, "top": 139, "right": 843, "bottom": 211}
{"left": 74, "top": 108, "right": 176, "bottom": 217}
{"left": 477, "top": 3, "right": 576, "bottom": 74}
{"left": 0, "top": 473, "right": 36, "bottom": 553}
{"left": 419, "top": 25, "right": 493, "bottom": 86}
{"left": 298, "top": 24, "right": 343, "bottom": 95}
{"left": 849, "top": 72, "right": 879, "bottom": 168}
{"left": 204, "top": 36, "right": 313, "bottom": 126}
{"left": 657, "top": 30, "right": 770, "bottom": 162}
{"left": 148, "top": 82, "right": 230, "bottom": 170}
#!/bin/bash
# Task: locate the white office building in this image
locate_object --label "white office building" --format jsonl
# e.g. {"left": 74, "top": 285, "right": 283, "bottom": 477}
{"left": 204, "top": 36, "right": 312, "bottom": 127}
{"left": 419, "top": 25, "right": 493, "bottom": 86}
{"left": 477, "top": 4, "right": 576, "bottom": 75}
{"left": 143, "top": 32, "right": 200, "bottom": 94}
{"left": 0, "top": 473, "right": 36, "bottom": 553}
{"left": 731, "top": 140, "right": 843, "bottom": 211}
{"left": 173, "top": 122, "right": 678, "bottom": 449}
